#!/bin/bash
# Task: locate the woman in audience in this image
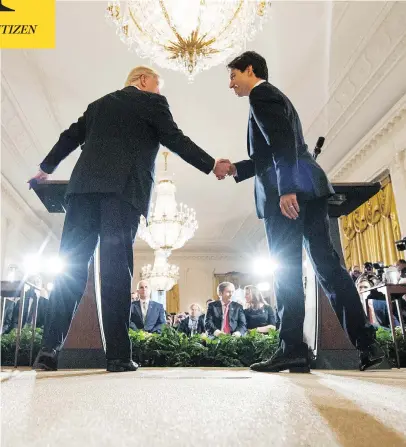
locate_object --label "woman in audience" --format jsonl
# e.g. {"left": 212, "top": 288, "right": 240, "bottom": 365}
{"left": 177, "top": 303, "right": 205, "bottom": 336}
{"left": 244, "top": 285, "right": 276, "bottom": 333}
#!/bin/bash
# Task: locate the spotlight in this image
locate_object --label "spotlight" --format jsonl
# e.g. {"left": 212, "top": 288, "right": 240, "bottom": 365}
{"left": 23, "top": 254, "right": 40, "bottom": 275}
{"left": 47, "top": 282, "right": 54, "bottom": 292}
{"left": 257, "top": 282, "right": 270, "bottom": 292}
{"left": 253, "top": 258, "right": 277, "bottom": 276}
{"left": 46, "top": 256, "right": 65, "bottom": 274}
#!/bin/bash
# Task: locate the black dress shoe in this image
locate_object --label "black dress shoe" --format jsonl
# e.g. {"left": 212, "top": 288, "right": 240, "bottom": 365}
{"left": 106, "top": 359, "right": 139, "bottom": 372}
{"left": 359, "top": 342, "right": 385, "bottom": 371}
{"left": 33, "top": 348, "right": 58, "bottom": 371}
{"left": 250, "top": 346, "right": 310, "bottom": 373}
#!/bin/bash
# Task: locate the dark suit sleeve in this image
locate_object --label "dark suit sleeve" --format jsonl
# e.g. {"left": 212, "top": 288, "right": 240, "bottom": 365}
{"left": 40, "top": 113, "right": 87, "bottom": 174}
{"left": 233, "top": 159, "right": 255, "bottom": 183}
{"left": 249, "top": 90, "right": 300, "bottom": 196}
{"left": 177, "top": 318, "right": 188, "bottom": 334}
{"left": 151, "top": 304, "right": 166, "bottom": 333}
{"left": 235, "top": 306, "right": 247, "bottom": 335}
{"left": 147, "top": 95, "right": 215, "bottom": 174}
{"left": 204, "top": 303, "right": 217, "bottom": 335}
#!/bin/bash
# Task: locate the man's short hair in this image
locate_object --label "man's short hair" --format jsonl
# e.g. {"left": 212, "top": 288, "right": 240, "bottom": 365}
{"left": 125, "top": 66, "right": 160, "bottom": 87}
{"left": 217, "top": 281, "right": 234, "bottom": 296}
{"left": 189, "top": 303, "right": 202, "bottom": 312}
{"left": 136, "top": 280, "right": 150, "bottom": 290}
{"left": 227, "top": 51, "right": 268, "bottom": 81}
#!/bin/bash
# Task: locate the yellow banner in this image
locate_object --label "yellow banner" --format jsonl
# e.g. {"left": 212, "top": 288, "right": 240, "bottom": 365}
{"left": 0, "top": 0, "right": 55, "bottom": 48}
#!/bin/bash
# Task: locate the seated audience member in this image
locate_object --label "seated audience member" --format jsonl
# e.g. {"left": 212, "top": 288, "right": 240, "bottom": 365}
{"left": 129, "top": 280, "right": 165, "bottom": 333}
{"left": 166, "top": 313, "right": 174, "bottom": 327}
{"left": 131, "top": 291, "right": 138, "bottom": 302}
{"left": 372, "top": 300, "right": 400, "bottom": 329}
{"left": 349, "top": 265, "right": 362, "bottom": 283}
{"left": 396, "top": 259, "right": 406, "bottom": 284}
{"left": 205, "top": 282, "right": 247, "bottom": 337}
{"left": 177, "top": 303, "right": 205, "bottom": 336}
{"left": 172, "top": 312, "right": 187, "bottom": 329}
{"left": 244, "top": 285, "right": 276, "bottom": 333}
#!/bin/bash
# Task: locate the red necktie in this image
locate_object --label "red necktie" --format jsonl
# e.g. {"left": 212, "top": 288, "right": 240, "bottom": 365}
{"left": 223, "top": 303, "right": 231, "bottom": 334}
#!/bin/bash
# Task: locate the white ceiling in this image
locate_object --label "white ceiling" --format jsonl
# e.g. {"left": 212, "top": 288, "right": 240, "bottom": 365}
{"left": 2, "top": 1, "right": 406, "bottom": 255}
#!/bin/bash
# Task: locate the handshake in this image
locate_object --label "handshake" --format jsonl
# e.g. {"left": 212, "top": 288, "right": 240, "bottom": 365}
{"left": 213, "top": 159, "right": 236, "bottom": 180}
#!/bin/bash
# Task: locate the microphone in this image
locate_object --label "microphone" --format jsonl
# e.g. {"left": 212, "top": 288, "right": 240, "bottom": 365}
{"left": 313, "top": 136, "right": 325, "bottom": 160}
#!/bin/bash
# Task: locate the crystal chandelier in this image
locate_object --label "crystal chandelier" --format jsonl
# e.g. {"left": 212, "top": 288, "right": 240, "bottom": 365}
{"left": 138, "top": 152, "right": 198, "bottom": 253}
{"left": 106, "top": 0, "right": 270, "bottom": 80}
{"left": 141, "top": 249, "right": 179, "bottom": 291}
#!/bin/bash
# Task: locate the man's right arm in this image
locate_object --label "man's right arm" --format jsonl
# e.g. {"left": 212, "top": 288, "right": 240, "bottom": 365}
{"left": 147, "top": 94, "right": 216, "bottom": 175}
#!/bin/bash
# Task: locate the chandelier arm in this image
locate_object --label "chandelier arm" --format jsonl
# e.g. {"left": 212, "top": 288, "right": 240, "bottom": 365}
{"left": 128, "top": 7, "right": 166, "bottom": 47}
{"left": 213, "top": 0, "right": 245, "bottom": 41}
{"left": 158, "top": 0, "right": 183, "bottom": 43}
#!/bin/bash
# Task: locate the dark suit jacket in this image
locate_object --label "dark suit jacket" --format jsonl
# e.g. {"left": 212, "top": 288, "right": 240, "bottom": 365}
{"left": 177, "top": 315, "right": 205, "bottom": 336}
{"left": 234, "top": 82, "right": 334, "bottom": 218}
{"left": 40, "top": 86, "right": 215, "bottom": 217}
{"left": 205, "top": 300, "right": 247, "bottom": 336}
{"left": 129, "top": 300, "right": 166, "bottom": 333}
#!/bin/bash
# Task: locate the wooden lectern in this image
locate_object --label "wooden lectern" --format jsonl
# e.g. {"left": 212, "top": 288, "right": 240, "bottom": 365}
{"left": 304, "top": 182, "right": 389, "bottom": 369}
{"left": 32, "top": 181, "right": 106, "bottom": 368}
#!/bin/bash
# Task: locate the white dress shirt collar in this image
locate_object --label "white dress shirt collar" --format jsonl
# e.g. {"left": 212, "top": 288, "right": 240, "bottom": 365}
{"left": 252, "top": 79, "right": 266, "bottom": 90}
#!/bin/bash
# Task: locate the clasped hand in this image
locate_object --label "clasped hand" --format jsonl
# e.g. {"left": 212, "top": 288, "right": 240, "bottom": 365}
{"left": 213, "top": 159, "right": 235, "bottom": 180}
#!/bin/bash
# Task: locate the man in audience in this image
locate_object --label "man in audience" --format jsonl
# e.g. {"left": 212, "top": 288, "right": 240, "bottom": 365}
{"left": 205, "top": 282, "right": 247, "bottom": 337}
{"left": 177, "top": 303, "right": 205, "bottom": 336}
{"left": 129, "top": 280, "right": 165, "bottom": 333}
{"left": 350, "top": 265, "right": 362, "bottom": 283}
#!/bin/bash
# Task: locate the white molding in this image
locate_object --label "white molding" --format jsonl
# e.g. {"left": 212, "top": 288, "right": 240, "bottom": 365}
{"left": 306, "top": 3, "right": 406, "bottom": 146}
{"left": 329, "top": 93, "right": 406, "bottom": 181}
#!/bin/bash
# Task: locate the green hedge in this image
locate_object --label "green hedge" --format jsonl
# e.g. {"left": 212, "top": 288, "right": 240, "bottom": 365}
{"left": 1, "top": 325, "right": 405, "bottom": 367}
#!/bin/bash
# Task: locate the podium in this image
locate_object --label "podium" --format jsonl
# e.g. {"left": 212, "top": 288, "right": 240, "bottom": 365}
{"left": 304, "top": 182, "right": 390, "bottom": 369}
{"left": 32, "top": 181, "right": 106, "bottom": 368}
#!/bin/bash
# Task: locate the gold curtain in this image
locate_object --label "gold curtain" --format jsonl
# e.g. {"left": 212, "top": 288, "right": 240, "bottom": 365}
{"left": 339, "top": 181, "right": 401, "bottom": 269}
{"left": 212, "top": 271, "right": 253, "bottom": 300}
{"left": 166, "top": 284, "right": 180, "bottom": 314}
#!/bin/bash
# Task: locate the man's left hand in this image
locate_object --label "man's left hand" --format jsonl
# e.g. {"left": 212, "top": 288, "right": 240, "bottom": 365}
{"left": 280, "top": 193, "right": 300, "bottom": 219}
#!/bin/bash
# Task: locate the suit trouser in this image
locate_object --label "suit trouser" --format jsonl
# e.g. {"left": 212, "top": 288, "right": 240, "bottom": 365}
{"left": 42, "top": 193, "right": 139, "bottom": 360}
{"left": 264, "top": 197, "right": 375, "bottom": 353}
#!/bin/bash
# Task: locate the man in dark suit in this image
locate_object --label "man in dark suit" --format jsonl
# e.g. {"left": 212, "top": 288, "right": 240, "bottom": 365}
{"left": 130, "top": 280, "right": 165, "bottom": 333}
{"left": 29, "top": 66, "right": 230, "bottom": 372}
{"left": 224, "top": 51, "right": 383, "bottom": 372}
{"left": 205, "top": 282, "right": 247, "bottom": 337}
{"left": 177, "top": 303, "right": 205, "bottom": 336}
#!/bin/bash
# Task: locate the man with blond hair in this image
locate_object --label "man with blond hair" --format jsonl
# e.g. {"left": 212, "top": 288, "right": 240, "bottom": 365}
{"left": 29, "top": 66, "right": 230, "bottom": 373}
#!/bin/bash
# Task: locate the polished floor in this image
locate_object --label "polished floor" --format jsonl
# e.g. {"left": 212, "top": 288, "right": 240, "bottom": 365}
{"left": 1, "top": 368, "right": 406, "bottom": 446}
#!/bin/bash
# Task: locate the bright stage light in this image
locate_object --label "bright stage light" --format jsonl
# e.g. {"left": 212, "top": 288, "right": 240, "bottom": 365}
{"left": 23, "top": 254, "right": 40, "bottom": 275}
{"left": 257, "top": 282, "right": 270, "bottom": 292}
{"left": 47, "top": 282, "right": 54, "bottom": 292}
{"left": 46, "top": 256, "right": 65, "bottom": 274}
{"left": 253, "top": 258, "right": 278, "bottom": 276}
